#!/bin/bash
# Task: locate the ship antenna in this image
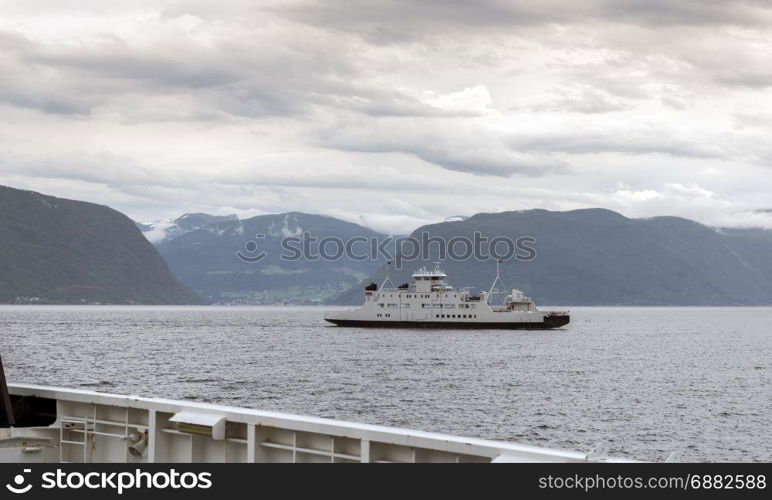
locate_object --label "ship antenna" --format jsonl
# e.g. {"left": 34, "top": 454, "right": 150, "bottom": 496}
{"left": 487, "top": 258, "right": 508, "bottom": 304}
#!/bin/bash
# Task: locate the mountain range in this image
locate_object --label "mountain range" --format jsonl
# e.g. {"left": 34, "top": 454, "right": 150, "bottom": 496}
{"left": 155, "top": 212, "right": 389, "bottom": 304}
{"left": 0, "top": 186, "right": 201, "bottom": 304}
{"left": 3, "top": 184, "right": 772, "bottom": 306}
{"left": 144, "top": 206, "right": 772, "bottom": 306}
{"left": 335, "top": 209, "right": 772, "bottom": 306}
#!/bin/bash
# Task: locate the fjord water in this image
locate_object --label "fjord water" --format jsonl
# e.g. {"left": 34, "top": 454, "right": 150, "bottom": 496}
{"left": 1, "top": 306, "right": 770, "bottom": 462}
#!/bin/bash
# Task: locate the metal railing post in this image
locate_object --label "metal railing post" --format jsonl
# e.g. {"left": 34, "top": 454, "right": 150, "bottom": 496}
{"left": 0, "top": 354, "right": 15, "bottom": 427}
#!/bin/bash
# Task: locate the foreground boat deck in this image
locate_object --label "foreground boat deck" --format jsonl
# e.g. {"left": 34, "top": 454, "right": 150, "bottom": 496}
{"left": 1, "top": 384, "right": 632, "bottom": 463}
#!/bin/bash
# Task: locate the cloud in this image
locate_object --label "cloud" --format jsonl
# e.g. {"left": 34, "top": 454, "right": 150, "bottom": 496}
{"left": 415, "top": 85, "right": 493, "bottom": 116}
{"left": 1, "top": 1, "right": 772, "bottom": 234}
{"left": 282, "top": 0, "right": 772, "bottom": 39}
{"left": 604, "top": 182, "right": 772, "bottom": 228}
{"left": 525, "top": 85, "right": 633, "bottom": 114}
{"left": 0, "top": 13, "right": 372, "bottom": 119}
{"left": 314, "top": 110, "right": 572, "bottom": 177}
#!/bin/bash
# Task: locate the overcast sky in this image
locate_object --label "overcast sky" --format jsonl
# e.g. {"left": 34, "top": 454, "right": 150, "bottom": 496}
{"left": 2, "top": 0, "right": 772, "bottom": 233}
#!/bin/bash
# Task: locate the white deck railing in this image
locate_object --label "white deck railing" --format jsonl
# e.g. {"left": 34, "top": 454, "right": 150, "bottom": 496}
{"left": 1, "top": 384, "right": 634, "bottom": 463}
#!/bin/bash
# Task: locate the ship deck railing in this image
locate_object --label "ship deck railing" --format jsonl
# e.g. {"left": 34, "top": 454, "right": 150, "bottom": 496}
{"left": 1, "top": 383, "right": 633, "bottom": 463}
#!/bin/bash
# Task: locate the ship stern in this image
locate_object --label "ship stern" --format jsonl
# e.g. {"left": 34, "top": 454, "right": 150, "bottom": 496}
{"left": 543, "top": 312, "right": 570, "bottom": 328}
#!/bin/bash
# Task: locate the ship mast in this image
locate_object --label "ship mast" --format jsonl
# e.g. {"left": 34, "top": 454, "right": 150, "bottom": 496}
{"left": 379, "top": 260, "right": 396, "bottom": 297}
{"left": 487, "top": 259, "right": 508, "bottom": 304}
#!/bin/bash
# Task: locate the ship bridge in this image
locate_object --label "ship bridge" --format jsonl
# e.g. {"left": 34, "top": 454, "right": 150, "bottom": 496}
{"left": 411, "top": 265, "right": 447, "bottom": 280}
{"left": 412, "top": 264, "right": 450, "bottom": 293}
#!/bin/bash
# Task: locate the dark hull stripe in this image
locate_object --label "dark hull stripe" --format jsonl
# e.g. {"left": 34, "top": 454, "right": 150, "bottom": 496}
{"left": 325, "top": 316, "right": 570, "bottom": 330}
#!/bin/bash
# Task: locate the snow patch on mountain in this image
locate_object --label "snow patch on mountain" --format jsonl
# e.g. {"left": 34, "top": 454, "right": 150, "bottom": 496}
{"left": 268, "top": 214, "right": 303, "bottom": 238}
{"left": 137, "top": 213, "right": 239, "bottom": 244}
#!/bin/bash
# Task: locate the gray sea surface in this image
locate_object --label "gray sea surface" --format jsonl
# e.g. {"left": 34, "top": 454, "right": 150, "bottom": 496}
{"left": 1, "top": 305, "right": 770, "bottom": 462}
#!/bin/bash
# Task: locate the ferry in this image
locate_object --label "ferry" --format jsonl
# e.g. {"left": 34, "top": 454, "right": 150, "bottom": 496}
{"left": 325, "top": 262, "right": 569, "bottom": 329}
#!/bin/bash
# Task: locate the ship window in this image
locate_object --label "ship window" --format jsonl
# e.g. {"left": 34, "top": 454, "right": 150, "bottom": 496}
{"left": 401, "top": 304, "right": 410, "bottom": 308}
{"left": 379, "top": 303, "right": 384, "bottom": 307}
